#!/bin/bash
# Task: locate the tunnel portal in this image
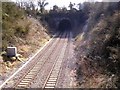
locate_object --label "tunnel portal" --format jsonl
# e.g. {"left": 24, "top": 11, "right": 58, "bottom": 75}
{"left": 58, "top": 19, "right": 72, "bottom": 32}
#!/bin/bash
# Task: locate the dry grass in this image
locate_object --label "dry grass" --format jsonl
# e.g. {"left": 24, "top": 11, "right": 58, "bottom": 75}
{"left": 0, "top": 17, "right": 50, "bottom": 78}
{"left": 75, "top": 12, "right": 120, "bottom": 88}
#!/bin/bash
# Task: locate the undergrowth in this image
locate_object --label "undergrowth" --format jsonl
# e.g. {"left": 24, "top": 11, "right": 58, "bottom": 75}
{"left": 75, "top": 2, "right": 120, "bottom": 88}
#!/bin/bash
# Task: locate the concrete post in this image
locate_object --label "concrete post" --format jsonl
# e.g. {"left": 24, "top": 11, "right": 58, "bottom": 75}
{"left": 7, "top": 47, "right": 17, "bottom": 57}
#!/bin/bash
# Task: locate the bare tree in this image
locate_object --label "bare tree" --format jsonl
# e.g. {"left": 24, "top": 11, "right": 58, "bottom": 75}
{"left": 38, "top": 0, "right": 49, "bottom": 14}
{"left": 68, "top": 2, "right": 75, "bottom": 10}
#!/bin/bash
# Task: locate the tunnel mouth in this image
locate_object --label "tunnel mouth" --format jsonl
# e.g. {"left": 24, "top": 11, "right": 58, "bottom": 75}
{"left": 58, "top": 19, "right": 72, "bottom": 32}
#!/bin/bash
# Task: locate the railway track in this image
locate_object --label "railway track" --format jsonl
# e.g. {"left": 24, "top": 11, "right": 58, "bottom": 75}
{"left": 0, "top": 31, "right": 72, "bottom": 89}
{"left": 14, "top": 32, "right": 66, "bottom": 88}
{"left": 55, "top": 31, "right": 72, "bottom": 87}
{"left": 42, "top": 32, "right": 69, "bottom": 88}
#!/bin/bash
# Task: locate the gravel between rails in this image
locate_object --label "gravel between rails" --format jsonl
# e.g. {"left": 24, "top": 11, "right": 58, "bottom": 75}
{"left": 55, "top": 31, "right": 75, "bottom": 88}
{"left": 30, "top": 32, "right": 68, "bottom": 88}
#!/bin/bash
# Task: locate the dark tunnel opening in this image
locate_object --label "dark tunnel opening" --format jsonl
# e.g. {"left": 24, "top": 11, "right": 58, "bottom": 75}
{"left": 58, "top": 19, "right": 72, "bottom": 32}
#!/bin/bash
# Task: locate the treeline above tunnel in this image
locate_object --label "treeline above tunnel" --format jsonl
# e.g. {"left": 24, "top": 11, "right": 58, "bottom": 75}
{"left": 42, "top": 9, "right": 88, "bottom": 33}
{"left": 38, "top": 2, "right": 91, "bottom": 34}
{"left": 39, "top": 2, "right": 120, "bottom": 36}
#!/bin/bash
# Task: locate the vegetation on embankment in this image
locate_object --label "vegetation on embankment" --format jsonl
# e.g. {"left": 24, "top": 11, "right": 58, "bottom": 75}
{"left": 0, "top": 2, "right": 50, "bottom": 75}
{"left": 75, "top": 2, "right": 120, "bottom": 88}
{"left": 2, "top": 2, "right": 50, "bottom": 57}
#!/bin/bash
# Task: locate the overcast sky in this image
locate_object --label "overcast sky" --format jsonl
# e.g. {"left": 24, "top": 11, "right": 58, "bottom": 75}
{"left": 46, "top": 0, "right": 103, "bottom": 9}
{"left": 10, "top": 0, "right": 103, "bottom": 10}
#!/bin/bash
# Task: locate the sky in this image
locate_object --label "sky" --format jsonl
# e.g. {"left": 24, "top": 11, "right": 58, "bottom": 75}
{"left": 11, "top": 0, "right": 103, "bottom": 10}
{"left": 42, "top": 0, "right": 103, "bottom": 9}
{"left": 46, "top": 0, "right": 87, "bottom": 9}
